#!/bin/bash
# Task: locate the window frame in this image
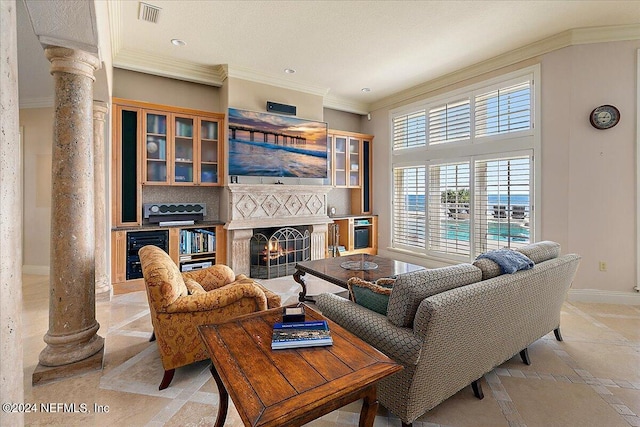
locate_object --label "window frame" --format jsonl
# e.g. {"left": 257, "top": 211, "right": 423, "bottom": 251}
{"left": 389, "top": 65, "right": 541, "bottom": 263}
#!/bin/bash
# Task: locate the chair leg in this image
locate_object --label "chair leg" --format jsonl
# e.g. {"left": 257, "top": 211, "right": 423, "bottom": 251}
{"left": 159, "top": 369, "right": 175, "bottom": 390}
{"left": 520, "top": 348, "right": 531, "bottom": 365}
{"left": 149, "top": 331, "right": 156, "bottom": 342}
{"left": 554, "top": 327, "right": 563, "bottom": 342}
{"left": 472, "top": 379, "right": 484, "bottom": 400}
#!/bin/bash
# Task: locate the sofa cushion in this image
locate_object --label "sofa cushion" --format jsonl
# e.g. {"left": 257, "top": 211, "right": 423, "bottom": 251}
{"left": 184, "top": 278, "right": 206, "bottom": 295}
{"left": 472, "top": 258, "right": 503, "bottom": 280}
{"left": 516, "top": 241, "right": 560, "bottom": 264}
{"left": 347, "top": 277, "right": 395, "bottom": 315}
{"left": 387, "top": 264, "right": 482, "bottom": 327}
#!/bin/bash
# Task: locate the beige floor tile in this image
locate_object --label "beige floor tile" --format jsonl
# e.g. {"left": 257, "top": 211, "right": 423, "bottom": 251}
{"left": 496, "top": 338, "right": 576, "bottom": 376}
{"left": 416, "top": 382, "right": 509, "bottom": 426}
{"left": 561, "top": 340, "right": 640, "bottom": 382}
{"left": 164, "top": 401, "right": 218, "bottom": 427}
{"left": 501, "top": 375, "right": 630, "bottom": 427}
{"left": 611, "top": 387, "right": 640, "bottom": 417}
{"left": 19, "top": 274, "right": 640, "bottom": 427}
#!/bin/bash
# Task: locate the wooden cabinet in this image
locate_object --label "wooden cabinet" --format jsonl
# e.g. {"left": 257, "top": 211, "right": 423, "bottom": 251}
{"left": 142, "top": 110, "right": 223, "bottom": 186}
{"left": 112, "top": 98, "right": 224, "bottom": 227}
{"left": 144, "top": 110, "right": 169, "bottom": 184}
{"left": 328, "top": 215, "right": 377, "bottom": 256}
{"left": 328, "top": 130, "right": 373, "bottom": 214}
{"left": 111, "top": 224, "right": 226, "bottom": 290}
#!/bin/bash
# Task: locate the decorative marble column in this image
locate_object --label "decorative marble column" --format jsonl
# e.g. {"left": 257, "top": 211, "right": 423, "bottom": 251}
{"left": 0, "top": 0, "right": 24, "bottom": 423}
{"left": 33, "top": 47, "right": 104, "bottom": 383}
{"left": 93, "top": 101, "right": 111, "bottom": 300}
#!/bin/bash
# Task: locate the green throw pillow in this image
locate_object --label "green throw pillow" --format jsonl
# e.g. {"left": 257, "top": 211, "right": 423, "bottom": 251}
{"left": 347, "top": 277, "right": 395, "bottom": 315}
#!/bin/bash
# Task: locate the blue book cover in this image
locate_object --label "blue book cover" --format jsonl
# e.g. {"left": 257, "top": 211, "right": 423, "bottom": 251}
{"left": 271, "top": 320, "right": 333, "bottom": 349}
{"left": 273, "top": 320, "right": 328, "bottom": 330}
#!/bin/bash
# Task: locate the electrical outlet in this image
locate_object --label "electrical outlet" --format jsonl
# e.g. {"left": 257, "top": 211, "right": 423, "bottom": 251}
{"left": 599, "top": 261, "right": 607, "bottom": 272}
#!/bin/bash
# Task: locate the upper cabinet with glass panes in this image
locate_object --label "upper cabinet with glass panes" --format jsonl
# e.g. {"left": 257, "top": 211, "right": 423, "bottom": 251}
{"left": 140, "top": 107, "right": 224, "bottom": 186}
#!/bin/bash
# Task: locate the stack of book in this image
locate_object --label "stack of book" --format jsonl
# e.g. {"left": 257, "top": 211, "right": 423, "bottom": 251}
{"left": 271, "top": 320, "right": 333, "bottom": 350}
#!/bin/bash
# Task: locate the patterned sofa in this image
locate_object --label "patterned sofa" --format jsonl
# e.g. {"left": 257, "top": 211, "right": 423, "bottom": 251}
{"left": 139, "top": 245, "right": 281, "bottom": 389}
{"left": 315, "top": 241, "right": 581, "bottom": 426}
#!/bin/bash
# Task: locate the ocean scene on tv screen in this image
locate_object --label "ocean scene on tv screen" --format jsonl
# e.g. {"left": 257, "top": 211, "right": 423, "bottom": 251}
{"left": 228, "top": 108, "right": 328, "bottom": 178}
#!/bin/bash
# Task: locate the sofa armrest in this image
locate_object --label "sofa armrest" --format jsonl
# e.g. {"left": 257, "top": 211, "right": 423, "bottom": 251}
{"left": 182, "top": 264, "right": 236, "bottom": 291}
{"left": 315, "top": 293, "right": 422, "bottom": 366}
{"left": 165, "top": 282, "right": 267, "bottom": 313}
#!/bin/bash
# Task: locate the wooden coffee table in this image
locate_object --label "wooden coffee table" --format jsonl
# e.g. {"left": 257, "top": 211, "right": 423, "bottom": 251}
{"left": 198, "top": 304, "right": 402, "bottom": 427}
{"left": 294, "top": 254, "right": 425, "bottom": 302}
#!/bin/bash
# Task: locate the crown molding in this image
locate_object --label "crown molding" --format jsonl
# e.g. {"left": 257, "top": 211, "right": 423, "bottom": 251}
{"left": 113, "top": 49, "right": 226, "bottom": 86}
{"left": 370, "top": 24, "right": 640, "bottom": 112}
{"left": 323, "top": 94, "right": 369, "bottom": 115}
{"left": 222, "top": 65, "right": 330, "bottom": 98}
{"left": 19, "top": 97, "right": 54, "bottom": 109}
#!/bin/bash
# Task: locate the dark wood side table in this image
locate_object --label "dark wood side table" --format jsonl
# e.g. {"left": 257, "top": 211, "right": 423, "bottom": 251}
{"left": 198, "top": 304, "right": 402, "bottom": 427}
{"left": 293, "top": 254, "right": 425, "bottom": 302}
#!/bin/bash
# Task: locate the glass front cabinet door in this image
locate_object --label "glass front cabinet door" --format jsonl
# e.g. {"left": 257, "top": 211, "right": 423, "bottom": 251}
{"left": 173, "top": 115, "right": 195, "bottom": 185}
{"left": 333, "top": 136, "right": 348, "bottom": 187}
{"left": 348, "top": 137, "right": 361, "bottom": 187}
{"left": 199, "top": 119, "right": 220, "bottom": 185}
{"left": 143, "top": 111, "right": 169, "bottom": 184}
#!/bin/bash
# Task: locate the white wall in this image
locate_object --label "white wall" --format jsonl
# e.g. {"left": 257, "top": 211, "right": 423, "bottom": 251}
{"left": 20, "top": 107, "right": 53, "bottom": 273}
{"left": 366, "top": 39, "right": 640, "bottom": 300}
{"left": 542, "top": 40, "right": 639, "bottom": 296}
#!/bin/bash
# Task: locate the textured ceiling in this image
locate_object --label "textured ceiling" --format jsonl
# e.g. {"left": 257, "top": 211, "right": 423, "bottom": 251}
{"left": 17, "top": 1, "right": 640, "bottom": 112}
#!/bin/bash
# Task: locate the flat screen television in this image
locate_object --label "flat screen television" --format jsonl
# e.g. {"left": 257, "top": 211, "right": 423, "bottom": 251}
{"left": 228, "top": 108, "right": 328, "bottom": 178}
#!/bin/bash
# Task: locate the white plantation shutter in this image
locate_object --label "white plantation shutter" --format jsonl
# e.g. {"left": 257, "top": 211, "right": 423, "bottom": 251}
{"left": 428, "top": 162, "right": 471, "bottom": 257}
{"left": 391, "top": 68, "right": 537, "bottom": 261}
{"left": 393, "top": 110, "right": 426, "bottom": 150}
{"left": 393, "top": 166, "right": 426, "bottom": 250}
{"left": 474, "top": 155, "right": 532, "bottom": 254}
{"left": 428, "top": 98, "right": 470, "bottom": 144}
{"left": 475, "top": 81, "right": 532, "bottom": 137}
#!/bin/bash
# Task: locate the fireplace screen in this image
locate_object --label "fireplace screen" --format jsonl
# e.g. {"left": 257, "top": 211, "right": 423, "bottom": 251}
{"left": 250, "top": 227, "right": 311, "bottom": 279}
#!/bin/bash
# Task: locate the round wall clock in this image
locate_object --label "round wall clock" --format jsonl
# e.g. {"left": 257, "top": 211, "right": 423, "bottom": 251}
{"left": 589, "top": 105, "right": 620, "bottom": 130}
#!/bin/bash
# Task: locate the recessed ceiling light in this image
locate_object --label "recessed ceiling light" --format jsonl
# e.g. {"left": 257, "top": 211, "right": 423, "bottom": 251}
{"left": 361, "top": 87, "right": 371, "bottom": 93}
{"left": 171, "top": 39, "right": 186, "bottom": 46}
{"left": 284, "top": 68, "right": 296, "bottom": 74}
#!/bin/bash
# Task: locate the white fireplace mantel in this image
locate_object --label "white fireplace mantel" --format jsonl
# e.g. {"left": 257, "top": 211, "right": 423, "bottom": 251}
{"left": 222, "top": 184, "right": 332, "bottom": 230}
{"left": 221, "top": 184, "right": 333, "bottom": 275}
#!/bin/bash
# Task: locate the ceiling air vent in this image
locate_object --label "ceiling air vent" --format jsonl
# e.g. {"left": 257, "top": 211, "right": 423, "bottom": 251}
{"left": 138, "top": 2, "right": 161, "bottom": 23}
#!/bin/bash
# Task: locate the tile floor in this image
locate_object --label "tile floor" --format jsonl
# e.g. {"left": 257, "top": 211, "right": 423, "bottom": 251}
{"left": 21, "top": 273, "right": 640, "bottom": 426}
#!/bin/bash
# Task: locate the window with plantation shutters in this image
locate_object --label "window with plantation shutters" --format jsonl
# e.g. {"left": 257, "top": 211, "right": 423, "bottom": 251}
{"left": 392, "top": 166, "right": 426, "bottom": 250}
{"left": 391, "top": 67, "right": 538, "bottom": 262}
{"left": 392, "top": 110, "right": 426, "bottom": 150}
{"left": 475, "top": 81, "right": 531, "bottom": 137}
{"left": 428, "top": 162, "right": 471, "bottom": 256}
{"left": 474, "top": 155, "right": 532, "bottom": 254}
{"left": 428, "top": 98, "right": 470, "bottom": 145}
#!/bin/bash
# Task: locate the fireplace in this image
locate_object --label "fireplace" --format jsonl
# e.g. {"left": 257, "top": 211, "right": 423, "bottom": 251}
{"left": 222, "top": 184, "right": 332, "bottom": 276}
{"left": 250, "top": 227, "right": 311, "bottom": 279}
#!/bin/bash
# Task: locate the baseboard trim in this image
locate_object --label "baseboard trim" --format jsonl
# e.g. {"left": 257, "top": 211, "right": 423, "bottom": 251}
{"left": 23, "top": 265, "right": 49, "bottom": 275}
{"left": 567, "top": 289, "right": 640, "bottom": 305}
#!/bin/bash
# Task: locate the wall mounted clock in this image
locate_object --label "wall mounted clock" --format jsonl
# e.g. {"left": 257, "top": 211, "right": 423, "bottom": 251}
{"left": 589, "top": 105, "right": 620, "bottom": 130}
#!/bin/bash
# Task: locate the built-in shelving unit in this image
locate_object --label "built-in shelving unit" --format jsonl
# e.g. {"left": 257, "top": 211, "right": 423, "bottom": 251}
{"left": 111, "top": 223, "right": 226, "bottom": 289}
{"left": 112, "top": 98, "right": 225, "bottom": 227}
{"left": 328, "top": 215, "right": 378, "bottom": 256}
{"left": 179, "top": 227, "right": 218, "bottom": 271}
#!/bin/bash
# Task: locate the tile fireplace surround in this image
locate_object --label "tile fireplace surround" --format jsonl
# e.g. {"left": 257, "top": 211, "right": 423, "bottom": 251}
{"left": 221, "top": 184, "right": 332, "bottom": 276}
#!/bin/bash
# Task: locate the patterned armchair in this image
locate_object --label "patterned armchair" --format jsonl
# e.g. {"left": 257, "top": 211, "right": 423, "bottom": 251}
{"left": 139, "top": 245, "right": 281, "bottom": 389}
